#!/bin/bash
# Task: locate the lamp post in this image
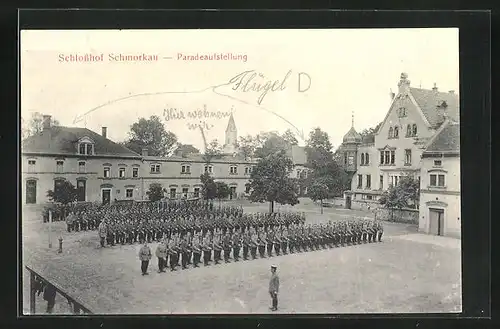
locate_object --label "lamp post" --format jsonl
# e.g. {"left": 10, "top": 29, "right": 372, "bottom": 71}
{"left": 48, "top": 209, "right": 52, "bottom": 248}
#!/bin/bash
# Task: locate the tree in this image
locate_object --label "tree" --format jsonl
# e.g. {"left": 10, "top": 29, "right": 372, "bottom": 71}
{"left": 379, "top": 175, "right": 420, "bottom": 220}
{"left": 174, "top": 143, "right": 200, "bottom": 157}
{"left": 22, "top": 112, "right": 60, "bottom": 140}
{"left": 248, "top": 150, "right": 299, "bottom": 213}
{"left": 123, "top": 115, "right": 177, "bottom": 156}
{"left": 200, "top": 173, "right": 217, "bottom": 202}
{"left": 254, "top": 132, "right": 290, "bottom": 158}
{"left": 282, "top": 129, "right": 299, "bottom": 146}
{"left": 146, "top": 183, "right": 164, "bottom": 202}
{"left": 305, "top": 127, "right": 334, "bottom": 168}
{"left": 360, "top": 122, "right": 382, "bottom": 142}
{"left": 47, "top": 180, "right": 78, "bottom": 205}
{"left": 308, "top": 180, "right": 329, "bottom": 214}
{"left": 238, "top": 135, "right": 258, "bottom": 159}
{"left": 215, "top": 181, "right": 230, "bottom": 205}
{"left": 203, "top": 139, "right": 223, "bottom": 164}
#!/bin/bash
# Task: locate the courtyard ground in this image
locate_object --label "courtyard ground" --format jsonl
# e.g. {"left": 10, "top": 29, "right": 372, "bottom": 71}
{"left": 21, "top": 201, "right": 461, "bottom": 314}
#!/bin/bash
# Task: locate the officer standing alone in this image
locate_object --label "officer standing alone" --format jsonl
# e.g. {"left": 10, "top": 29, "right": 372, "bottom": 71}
{"left": 139, "top": 242, "right": 152, "bottom": 275}
{"left": 269, "top": 265, "right": 280, "bottom": 311}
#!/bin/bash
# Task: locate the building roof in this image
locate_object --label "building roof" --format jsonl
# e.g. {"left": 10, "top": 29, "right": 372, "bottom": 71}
{"left": 342, "top": 127, "right": 362, "bottom": 144}
{"left": 22, "top": 126, "right": 140, "bottom": 157}
{"left": 286, "top": 145, "right": 307, "bottom": 165}
{"left": 423, "top": 120, "right": 460, "bottom": 153}
{"left": 410, "top": 87, "right": 459, "bottom": 128}
{"left": 225, "top": 112, "right": 236, "bottom": 132}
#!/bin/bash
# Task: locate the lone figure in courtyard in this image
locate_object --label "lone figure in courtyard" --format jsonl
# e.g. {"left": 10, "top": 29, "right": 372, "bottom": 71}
{"left": 139, "top": 242, "right": 152, "bottom": 275}
{"left": 269, "top": 265, "right": 280, "bottom": 311}
{"left": 98, "top": 219, "right": 107, "bottom": 247}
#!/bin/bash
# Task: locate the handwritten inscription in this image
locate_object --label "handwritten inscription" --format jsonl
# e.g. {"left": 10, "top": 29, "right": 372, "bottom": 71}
{"left": 163, "top": 105, "right": 232, "bottom": 131}
{"left": 228, "top": 70, "right": 292, "bottom": 105}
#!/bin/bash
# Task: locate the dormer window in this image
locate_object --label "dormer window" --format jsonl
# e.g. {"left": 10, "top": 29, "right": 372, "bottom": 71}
{"left": 78, "top": 137, "right": 95, "bottom": 155}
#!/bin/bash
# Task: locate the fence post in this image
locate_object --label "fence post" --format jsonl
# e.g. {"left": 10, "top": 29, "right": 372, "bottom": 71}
{"left": 29, "top": 270, "right": 36, "bottom": 314}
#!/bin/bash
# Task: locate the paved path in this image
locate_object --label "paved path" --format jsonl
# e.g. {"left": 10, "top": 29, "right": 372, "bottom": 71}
{"left": 392, "top": 233, "right": 461, "bottom": 250}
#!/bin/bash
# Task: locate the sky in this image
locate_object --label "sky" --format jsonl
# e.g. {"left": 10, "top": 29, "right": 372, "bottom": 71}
{"left": 20, "top": 28, "right": 459, "bottom": 152}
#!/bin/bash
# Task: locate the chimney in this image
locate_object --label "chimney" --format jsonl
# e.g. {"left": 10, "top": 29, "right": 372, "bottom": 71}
{"left": 141, "top": 148, "right": 148, "bottom": 157}
{"left": 42, "top": 115, "right": 51, "bottom": 130}
{"left": 432, "top": 83, "right": 438, "bottom": 92}
{"left": 101, "top": 127, "right": 107, "bottom": 138}
{"left": 397, "top": 72, "right": 410, "bottom": 93}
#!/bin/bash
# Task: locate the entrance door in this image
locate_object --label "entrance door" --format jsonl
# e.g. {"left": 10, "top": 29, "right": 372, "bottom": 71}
{"left": 102, "top": 189, "right": 111, "bottom": 205}
{"left": 26, "top": 180, "right": 37, "bottom": 204}
{"left": 230, "top": 186, "right": 237, "bottom": 200}
{"left": 429, "top": 208, "right": 444, "bottom": 236}
{"left": 77, "top": 180, "right": 86, "bottom": 202}
{"left": 345, "top": 196, "right": 352, "bottom": 209}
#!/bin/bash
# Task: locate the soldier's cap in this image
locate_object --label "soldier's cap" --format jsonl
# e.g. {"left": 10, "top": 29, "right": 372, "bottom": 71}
{"left": 271, "top": 265, "right": 277, "bottom": 269}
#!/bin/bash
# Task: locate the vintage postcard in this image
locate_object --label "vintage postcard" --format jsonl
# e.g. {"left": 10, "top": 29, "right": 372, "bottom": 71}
{"left": 21, "top": 28, "right": 461, "bottom": 314}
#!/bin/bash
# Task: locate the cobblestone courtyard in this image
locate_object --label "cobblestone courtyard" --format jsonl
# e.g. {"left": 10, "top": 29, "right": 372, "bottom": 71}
{"left": 21, "top": 202, "right": 461, "bottom": 314}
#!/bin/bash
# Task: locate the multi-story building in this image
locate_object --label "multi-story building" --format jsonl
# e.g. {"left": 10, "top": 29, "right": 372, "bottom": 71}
{"left": 418, "top": 119, "right": 460, "bottom": 238}
{"left": 339, "top": 72, "right": 459, "bottom": 211}
{"left": 22, "top": 112, "right": 307, "bottom": 205}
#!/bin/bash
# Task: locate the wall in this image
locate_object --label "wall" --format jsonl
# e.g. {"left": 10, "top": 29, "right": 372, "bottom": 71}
{"left": 418, "top": 155, "right": 461, "bottom": 238}
{"left": 375, "top": 207, "right": 419, "bottom": 224}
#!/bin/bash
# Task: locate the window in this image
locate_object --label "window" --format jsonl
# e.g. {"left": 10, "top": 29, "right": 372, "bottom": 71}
{"left": 204, "top": 165, "right": 213, "bottom": 173}
{"left": 245, "top": 184, "right": 251, "bottom": 194}
{"left": 390, "top": 176, "right": 394, "bottom": 187}
{"left": 357, "top": 174, "right": 363, "bottom": 189}
{"left": 181, "top": 165, "right": 191, "bottom": 174}
{"left": 366, "top": 174, "right": 371, "bottom": 189}
{"left": 245, "top": 167, "right": 253, "bottom": 175}
{"left": 388, "top": 127, "right": 394, "bottom": 138}
{"left": 438, "top": 175, "right": 445, "bottom": 187}
{"left": 430, "top": 174, "right": 446, "bottom": 187}
{"left": 344, "top": 154, "right": 348, "bottom": 165}
{"left": 406, "top": 124, "right": 412, "bottom": 137}
{"left": 365, "top": 153, "right": 370, "bottom": 165}
{"left": 132, "top": 167, "right": 139, "bottom": 178}
{"left": 56, "top": 160, "right": 64, "bottom": 173}
{"left": 434, "top": 160, "right": 442, "bottom": 166}
{"left": 380, "top": 151, "right": 384, "bottom": 164}
{"left": 78, "top": 161, "right": 86, "bottom": 173}
{"left": 380, "top": 175, "right": 384, "bottom": 190}
{"left": 182, "top": 187, "right": 189, "bottom": 198}
{"left": 348, "top": 156, "right": 354, "bottom": 166}
{"left": 404, "top": 149, "right": 412, "bottom": 165}
{"left": 170, "top": 188, "right": 177, "bottom": 199}
{"left": 395, "top": 176, "right": 399, "bottom": 186}
{"left": 394, "top": 126, "right": 399, "bottom": 138}
{"left": 194, "top": 187, "right": 200, "bottom": 198}
{"left": 150, "top": 164, "right": 161, "bottom": 173}
{"left": 103, "top": 167, "right": 110, "bottom": 178}
{"left": 126, "top": 189, "right": 133, "bottom": 198}
{"left": 412, "top": 124, "right": 418, "bottom": 136}
{"left": 78, "top": 142, "right": 94, "bottom": 155}
{"left": 398, "top": 107, "right": 407, "bottom": 118}
{"left": 230, "top": 165, "right": 238, "bottom": 174}
{"left": 54, "top": 179, "right": 64, "bottom": 195}
{"left": 360, "top": 153, "right": 365, "bottom": 165}
{"left": 28, "top": 160, "right": 36, "bottom": 173}
{"left": 382, "top": 151, "right": 390, "bottom": 165}
{"left": 390, "top": 151, "right": 395, "bottom": 165}
{"left": 367, "top": 195, "right": 373, "bottom": 200}
{"left": 119, "top": 167, "right": 125, "bottom": 178}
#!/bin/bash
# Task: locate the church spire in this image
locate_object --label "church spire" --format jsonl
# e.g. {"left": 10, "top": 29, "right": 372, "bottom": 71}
{"left": 226, "top": 111, "right": 236, "bottom": 132}
{"left": 351, "top": 111, "right": 354, "bottom": 128}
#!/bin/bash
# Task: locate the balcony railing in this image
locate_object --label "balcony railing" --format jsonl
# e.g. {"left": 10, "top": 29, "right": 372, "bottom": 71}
{"left": 25, "top": 265, "right": 92, "bottom": 314}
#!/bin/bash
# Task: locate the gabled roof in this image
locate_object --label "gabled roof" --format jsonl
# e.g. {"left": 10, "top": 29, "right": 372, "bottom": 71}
{"left": 410, "top": 88, "right": 459, "bottom": 128}
{"left": 22, "top": 126, "right": 140, "bottom": 157}
{"left": 423, "top": 119, "right": 460, "bottom": 153}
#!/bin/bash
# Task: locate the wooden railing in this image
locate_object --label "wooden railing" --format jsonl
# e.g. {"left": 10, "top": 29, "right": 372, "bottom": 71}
{"left": 25, "top": 265, "right": 92, "bottom": 314}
